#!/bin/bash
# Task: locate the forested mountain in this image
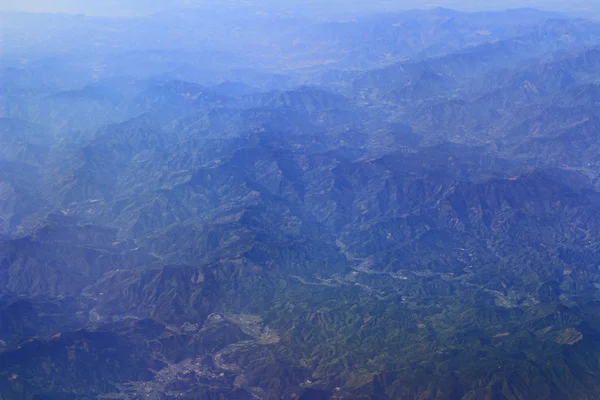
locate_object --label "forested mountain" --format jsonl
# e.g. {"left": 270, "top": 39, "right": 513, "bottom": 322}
{"left": 3, "top": 6, "right": 600, "bottom": 400}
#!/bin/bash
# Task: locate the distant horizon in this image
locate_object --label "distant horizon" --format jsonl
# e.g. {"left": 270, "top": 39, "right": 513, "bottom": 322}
{"left": 0, "top": 0, "right": 597, "bottom": 18}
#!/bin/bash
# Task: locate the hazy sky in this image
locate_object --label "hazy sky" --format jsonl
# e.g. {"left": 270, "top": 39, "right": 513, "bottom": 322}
{"left": 0, "top": 0, "right": 596, "bottom": 17}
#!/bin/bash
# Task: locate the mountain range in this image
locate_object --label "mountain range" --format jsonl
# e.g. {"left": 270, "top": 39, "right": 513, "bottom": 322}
{"left": 3, "top": 6, "right": 600, "bottom": 400}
